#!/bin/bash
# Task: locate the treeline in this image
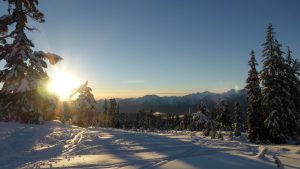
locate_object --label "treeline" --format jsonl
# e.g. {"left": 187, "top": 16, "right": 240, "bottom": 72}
{"left": 60, "top": 90, "right": 244, "bottom": 135}
{"left": 245, "top": 24, "right": 300, "bottom": 144}
{"left": 64, "top": 24, "right": 300, "bottom": 144}
{"left": 1, "top": 1, "right": 299, "bottom": 144}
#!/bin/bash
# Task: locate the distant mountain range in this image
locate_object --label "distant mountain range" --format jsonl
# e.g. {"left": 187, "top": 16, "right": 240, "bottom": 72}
{"left": 97, "top": 89, "right": 247, "bottom": 114}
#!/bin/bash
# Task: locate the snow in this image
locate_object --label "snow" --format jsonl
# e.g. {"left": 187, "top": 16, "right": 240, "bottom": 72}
{"left": 34, "top": 51, "right": 63, "bottom": 65}
{"left": 0, "top": 122, "right": 299, "bottom": 169}
{"left": 193, "top": 111, "right": 208, "bottom": 124}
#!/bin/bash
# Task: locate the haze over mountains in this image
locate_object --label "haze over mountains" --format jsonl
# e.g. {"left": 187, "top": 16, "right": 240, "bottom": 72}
{"left": 97, "top": 89, "right": 247, "bottom": 114}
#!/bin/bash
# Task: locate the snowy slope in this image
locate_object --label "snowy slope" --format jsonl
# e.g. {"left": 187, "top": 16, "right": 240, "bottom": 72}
{"left": 0, "top": 122, "right": 299, "bottom": 169}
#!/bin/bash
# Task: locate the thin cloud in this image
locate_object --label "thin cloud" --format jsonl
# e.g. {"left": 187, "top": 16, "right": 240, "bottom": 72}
{"left": 121, "top": 80, "right": 145, "bottom": 84}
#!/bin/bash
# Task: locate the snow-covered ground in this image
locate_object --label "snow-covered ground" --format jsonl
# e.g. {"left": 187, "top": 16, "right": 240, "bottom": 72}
{"left": 0, "top": 121, "right": 299, "bottom": 169}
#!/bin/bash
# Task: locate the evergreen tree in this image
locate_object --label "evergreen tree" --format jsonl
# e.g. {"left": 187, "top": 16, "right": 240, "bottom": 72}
{"left": 146, "top": 109, "right": 155, "bottom": 130}
{"left": 245, "top": 50, "right": 263, "bottom": 142}
{"left": 137, "top": 109, "right": 146, "bottom": 129}
{"left": 104, "top": 99, "right": 109, "bottom": 114}
{"left": 193, "top": 102, "right": 210, "bottom": 130}
{"left": 284, "top": 47, "right": 300, "bottom": 136}
{"left": 70, "top": 81, "right": 98, "bottom": 126}
{"left": 113, "top": 102, "right": 122, "bottom": 128}
{"left": 174, "top": 114, "right": 180, "bottom": 130}
{"left": 215, "top": 100, "right": 231, "bottom": 131}
{"left": 109, "top": 98, "right": 117, "bottom": 114}
{"left": 182, "top": 113, "right": 189, "bottom": 130}
{"left": 166, "top": 114, "right": 173, "bottom": 130}
{"left": 110, "top": 99, "right": 121, "bottom": 128}
{"left": 155, "top": 113, "right": 163, "bottom": 129}
{"left": 108, "top": 98, "right": 116, "bottom": 127}
{"left": 233, "top": 102, "right": 242, "bottom": 136}
{"left": 117, "top": 103, "right": 120, "bottom": 113}
{"left": 0, "top": 0, "right": 62, "bottom": 123}
{"left": 103, "top": 99, "right": 109, "bottom": 126}
{"left": 260, "top": 24, "right": 293, "bottom": 143}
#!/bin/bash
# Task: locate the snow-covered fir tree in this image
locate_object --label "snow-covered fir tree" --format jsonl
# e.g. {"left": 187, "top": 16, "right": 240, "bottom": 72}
{"left": 260, "top": 24, "right": 296, "bottom": 143}
{"left": 192, "top": 102, "right": 215, "bottom": 135}
{"left": 245, "top": 50, "right": 264, "bottom": 143}
{"left": 284, "top": 47, "right": 300, "bottom": 136}
{"left": 233, "top": 102, "right": 242, "bottom": 136}
{"left": 215, "top": 100, "right": 231, "bottom": 131}
{"left": 70, "top": 81, "right": 98, "bottom": 126}
{"left": 193, "top": 102, "right": 210, "bottom": 130}
{"left": 0, "top": 0, "right": 62, "bottom": 123}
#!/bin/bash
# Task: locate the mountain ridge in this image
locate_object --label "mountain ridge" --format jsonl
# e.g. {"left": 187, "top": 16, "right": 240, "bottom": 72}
{"left": 97, "top": 89, "right": 247, "bottom": 114}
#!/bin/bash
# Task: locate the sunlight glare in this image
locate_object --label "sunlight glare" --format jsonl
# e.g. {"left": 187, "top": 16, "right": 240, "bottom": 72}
{"left": 234, "top": 84, "right": 240, "bottom": 92}
{"left": 47, "top": 71, "right": 81, "bottom": 101}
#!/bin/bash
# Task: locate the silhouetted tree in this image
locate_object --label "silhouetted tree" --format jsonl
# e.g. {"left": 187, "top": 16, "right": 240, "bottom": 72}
{"left": 215, "top": 100, "right": 231, "bottom": 131}
{"left": 284, "top": 47, "right": 300, "bottom": 136}
{"left": 260, "top": 24, "right": 293, "bottom": 143}
{"left": 233, "top": 102, "right": 242, "bottom": 136}
{"left": 0, "top": 0, "right": 62, "bottom": 123}
{"left": 245, "top": 50, "right": 263, "bottom": 142}
{"left": 70, "top": 81, "right": 98, "bottom": 127}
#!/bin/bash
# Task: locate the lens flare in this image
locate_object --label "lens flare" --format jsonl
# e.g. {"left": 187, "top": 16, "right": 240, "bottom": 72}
{"left": 47, "top": 70, "right": 81, "bottom": 101}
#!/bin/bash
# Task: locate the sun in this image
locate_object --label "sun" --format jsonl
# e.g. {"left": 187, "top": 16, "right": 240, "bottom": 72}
{"left": 47, "top": 71, "right": 81, "bottom": 101}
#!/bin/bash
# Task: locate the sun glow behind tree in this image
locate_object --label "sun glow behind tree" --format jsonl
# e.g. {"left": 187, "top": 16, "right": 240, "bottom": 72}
{"left": 47, "top": 69, "right": 81, "bottom": 101}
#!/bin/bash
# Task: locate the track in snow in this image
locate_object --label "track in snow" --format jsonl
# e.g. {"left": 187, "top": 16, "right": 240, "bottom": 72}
{"left": 1, "top": 122, "right": 299, "bottom": 169}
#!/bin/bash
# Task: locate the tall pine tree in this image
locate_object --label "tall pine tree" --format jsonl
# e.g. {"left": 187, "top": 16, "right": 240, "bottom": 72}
{"left": 245, "top": 50, "right": 263, "bottom": 143}
{"left": 215, "top": 100, "right": 231, "bottom": 131}
{"left": 260, "top": 24, "right": 292, "bottom": 143}
{"left": 284, "top": 47, "right": 300, "bottom": 137}
{"left": 0, "top": 0, "right": 62, "bottom": 123}
{"left": 233, "top": 102, "right": 242, "bottom": 136}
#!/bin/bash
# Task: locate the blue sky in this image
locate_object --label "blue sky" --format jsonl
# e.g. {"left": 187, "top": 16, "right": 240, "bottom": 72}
{"left": 1, "top": 0, "right": 300, "bottom": 99}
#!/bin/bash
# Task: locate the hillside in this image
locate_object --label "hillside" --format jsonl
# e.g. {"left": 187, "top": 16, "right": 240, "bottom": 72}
{"left": 97, "top": 89, "right": 247, "bottom": 114}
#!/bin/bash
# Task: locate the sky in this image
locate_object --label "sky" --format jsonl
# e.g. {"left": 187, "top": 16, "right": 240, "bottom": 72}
{"left": 0, "top": 0, "right": 300, "bottom": 99}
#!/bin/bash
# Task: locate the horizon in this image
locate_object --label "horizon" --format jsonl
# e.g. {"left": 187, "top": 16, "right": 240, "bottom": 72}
{"left": 1, "top": 1, "right": 300, "bottom": 166}
{"left": 0, "top": 0, "right": 299, "bottom": 100}
{"left": 96, "top": 88, "right": 244, "bottom": 100}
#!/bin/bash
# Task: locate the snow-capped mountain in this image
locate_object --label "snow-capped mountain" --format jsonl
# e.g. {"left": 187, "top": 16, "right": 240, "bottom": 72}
{"left": 97, "top": 89, "right": 246, "bottom": 114}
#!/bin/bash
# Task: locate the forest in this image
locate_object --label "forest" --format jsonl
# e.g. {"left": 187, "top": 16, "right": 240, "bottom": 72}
{"left": 0, "top": 0, "right": 299, "bottom": 146}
